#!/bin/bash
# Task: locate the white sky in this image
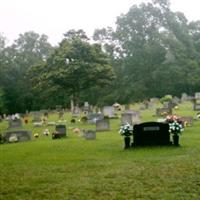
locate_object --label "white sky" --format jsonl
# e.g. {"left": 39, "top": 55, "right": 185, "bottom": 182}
{"left": 0, "top": 0, "right": 200, "bottom": 45}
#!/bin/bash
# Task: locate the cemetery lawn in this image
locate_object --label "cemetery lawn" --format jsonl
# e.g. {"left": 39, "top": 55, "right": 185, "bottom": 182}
{"left": 1, "top": 103, "right": 200, "bottom": 200}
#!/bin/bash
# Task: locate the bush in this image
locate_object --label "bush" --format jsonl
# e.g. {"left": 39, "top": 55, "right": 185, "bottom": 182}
{"left": 160, "top": 95, "right": 172, "bottom": 104}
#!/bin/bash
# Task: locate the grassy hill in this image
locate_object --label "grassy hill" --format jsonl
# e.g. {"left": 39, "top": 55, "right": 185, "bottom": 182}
{"left": 0, "top": 102, "right": 200, "bottom": 200}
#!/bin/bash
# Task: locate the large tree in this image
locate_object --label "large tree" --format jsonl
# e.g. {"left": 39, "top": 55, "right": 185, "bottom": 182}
{"left": 0, "top": 31, "right": 53, "bottom": 113}
{"left": 31, "top": 30, "right": 115, "bottom": 107}
{"left": 94, "top": 0, "right": 200, "bottom": 101}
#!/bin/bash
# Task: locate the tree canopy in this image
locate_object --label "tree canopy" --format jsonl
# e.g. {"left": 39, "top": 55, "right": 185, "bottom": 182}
{"left": 0, "top": 0, "right": 200, "bottom": 113}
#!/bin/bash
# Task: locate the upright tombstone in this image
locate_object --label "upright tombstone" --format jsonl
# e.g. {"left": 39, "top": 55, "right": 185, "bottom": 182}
{"left": 84, "top": 130, "right": 96, "bottom": 140}
{"left": 102, "top": 106, "right": 115, "bottom": 118}
{"left": 83, "top": 102, "right": 90, "bottom": 111}
{"left": 193, "top": 99, "right": 200, "bottom": 111}
{"left": 96, "top": 119, "right": 110, "bottom": 131}
{"left": 195, "top": 92, "right": 200, "bottom": 100}
{"left": 87, "top": 113, "right": 104, "bottom": 124}
{"left": 121, "top": 110, "right": 141, "bottom": 125}
{"left": 55, "top": 125, "right": 67, "bottom": 137}
{"left": 181, "top": 93, "right": 188, "bottom": 102}
{"left": 32, "top": 112, "right": 41, "bottom": 122}
{"left": 8, "top": 119, "right": 22, "bottom": 129}
{"left": 172, "top": 96, "right": 180, "bottom": 105}
{"left": 133, "top": 122, "right": 171, "bottom": 146}
{"left": 4, "top": 130, "right": 31, "bottom": 143}
{"left": 72, "top": 106, "right": 80, "bottom": 117}
{"left": 193, "top": 93, "right": 200, "bottom": 111}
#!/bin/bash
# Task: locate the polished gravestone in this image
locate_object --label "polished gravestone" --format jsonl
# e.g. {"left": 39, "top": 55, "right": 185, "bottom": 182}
{"left": 133, "top": 122, "right": 171, "bottom": 146}
{"left": 55, "top": 125, "right": 67, "bottom": 137}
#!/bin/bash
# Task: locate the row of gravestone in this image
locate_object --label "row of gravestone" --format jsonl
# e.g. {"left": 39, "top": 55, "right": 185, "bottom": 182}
{"left": 87, "top": 110, "right": 141, "bottom": 125}
{"left": 2, "top": 124, "right": 67, "bottom": 143}
{"left": 7, "top": 107, "right": 197, "bottom": 131}
{"left": 85, "top": 121, "right": 185, "bottom": 145}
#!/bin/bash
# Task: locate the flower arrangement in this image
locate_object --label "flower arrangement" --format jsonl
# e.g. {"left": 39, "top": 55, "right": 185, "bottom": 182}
{"left": 34, "top": 133, "right": 39, "bottom": 138}
{"left": 169, "top": 121, "right": 184, "bottom": 135}
{"left": 43, "top": 129, "right": 50, "bottom": 136}
{"left": 165, "top": 115, "right": 179, "bottom": 123}
{"left": 119, "top": 123, "right": 132, "bottom": 137}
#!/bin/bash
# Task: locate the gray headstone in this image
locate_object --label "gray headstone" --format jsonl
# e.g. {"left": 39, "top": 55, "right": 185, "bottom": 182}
{"left": 84, "top": 130, "right": 96, "bottom": 140}
{"left": 102, "top": 106, "right": 115, "bottom": 118}
{"left": 195, "top": 92, "right": 200, "bottom": 100}
{"left": 96, "top": 119, "right": 110, "bottom": 131}
{"left": 121, "top": 110, "right": 141, "bottom": 125}
{"left": 83, "top": 102, "right": 90, "bottom": 111}
{"left": 181, "top": 93, "right": 188, "bottom": 102}
{"left": 32, "top": 112, "right": 41, "bottom": 122}
{"left": 8, "top": 119, "right": 22, "bottom": 129}
{"left": 87, "top": 113, "right": 104, "bottom": 124}
{"left": 194, "top": 102, "right": 200, "bottom": 111}
{"left": 4, "top": 130, "right": 31, "bottom": 143}
{"left": 72, "top": 106, "right": 80, "bottom": 117}
{"left": 172, "top": 97, "right": 180, "bottom": 104}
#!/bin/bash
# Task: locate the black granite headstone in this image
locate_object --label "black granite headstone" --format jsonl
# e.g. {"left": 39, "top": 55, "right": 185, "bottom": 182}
{"left": 55, "top": 125, "right": 67, "bottom": 137}
{"left": 133, "top": 122, "right": 171, "bottom": 146}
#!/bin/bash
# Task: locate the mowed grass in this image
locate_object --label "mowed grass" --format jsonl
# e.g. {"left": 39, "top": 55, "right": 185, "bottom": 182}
{"left": 1, "top": 102, "right": 200, "bottom": 200}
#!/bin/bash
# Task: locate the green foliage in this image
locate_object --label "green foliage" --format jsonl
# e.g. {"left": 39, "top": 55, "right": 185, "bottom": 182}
{"left": 32, "top": 30, "right": 115, "bottom": 107}
{"left": 0, "top": 88, "right": 6, "bottom": 114}
{"left": 1, "top": 0, "right": 200, "bottom": 112}
{"left": 160, "top": 94, "right": 173, "bottom": 104}
{"left": 0, "top": 31, "right": 53, "bottom": 113}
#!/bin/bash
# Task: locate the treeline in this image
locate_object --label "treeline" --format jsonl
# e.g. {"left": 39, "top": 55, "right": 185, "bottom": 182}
{"left": 0, "top": 0, "right": 200, "bottom": 114}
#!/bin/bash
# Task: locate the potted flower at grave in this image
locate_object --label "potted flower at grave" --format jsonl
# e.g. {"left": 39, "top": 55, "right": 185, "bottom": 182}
{"left": 169, "top": 121, "right": 184, "bottom": 146}
{"left": 119, "top": 123, "right": 132, "bottom": 149}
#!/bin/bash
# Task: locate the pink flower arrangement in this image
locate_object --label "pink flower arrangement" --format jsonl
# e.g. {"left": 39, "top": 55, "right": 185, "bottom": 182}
{"left": 165, "top": 115, "right": 179, "bottom": 123}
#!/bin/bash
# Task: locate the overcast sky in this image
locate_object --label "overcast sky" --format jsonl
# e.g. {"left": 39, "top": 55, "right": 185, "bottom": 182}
{"left": 0, "top": 0, "right": 200, "bottom": 45}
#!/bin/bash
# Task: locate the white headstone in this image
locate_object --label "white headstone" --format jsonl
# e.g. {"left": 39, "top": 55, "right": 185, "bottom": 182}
{"left": 103, "top": 106, "right": 115, "bottom": 118}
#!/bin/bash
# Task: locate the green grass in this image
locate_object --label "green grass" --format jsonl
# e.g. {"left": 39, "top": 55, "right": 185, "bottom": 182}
{"left": 1, "top": 102, "right": 200, "bottom": 200}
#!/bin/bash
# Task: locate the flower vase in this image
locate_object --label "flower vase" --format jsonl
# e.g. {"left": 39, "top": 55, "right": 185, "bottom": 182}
{"left": 173, "top": 134, "right": 179, "bottom": 146}
{"left": 124, "top": 136, "right": 131, "bottom": 149}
